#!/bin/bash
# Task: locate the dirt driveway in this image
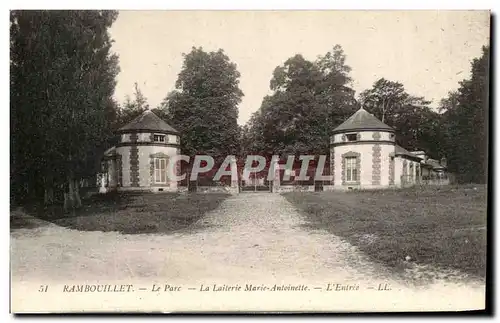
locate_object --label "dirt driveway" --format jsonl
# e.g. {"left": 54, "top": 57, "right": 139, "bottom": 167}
{"left": 11, "top": 193, "right": 485, "bottom": 312}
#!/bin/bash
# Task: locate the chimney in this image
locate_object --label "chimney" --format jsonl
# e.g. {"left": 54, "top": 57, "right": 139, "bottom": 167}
{"left": 440, "top": 157, "right": 447, "bottom": 168}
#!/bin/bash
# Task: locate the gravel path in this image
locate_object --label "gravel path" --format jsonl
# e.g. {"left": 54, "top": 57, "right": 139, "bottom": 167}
{"left": 190, "top": 193, "right": 399, "bottom": 283}
{"left": 11, "top": 193, "right": 485, "bottom": 312}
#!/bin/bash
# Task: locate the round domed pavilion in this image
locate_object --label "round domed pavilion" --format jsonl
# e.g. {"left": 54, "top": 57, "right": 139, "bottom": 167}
{"left": 102, "top": 110, "right": 181, "bottom": 192}
{"left": 329, "top": 108, "right": 396, "bottom": 189}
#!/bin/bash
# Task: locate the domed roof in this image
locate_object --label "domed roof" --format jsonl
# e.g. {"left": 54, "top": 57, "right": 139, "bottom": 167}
{"left": 332, "top": 108, "right": 394, "bottom": 133}
{"left": 117, "top": 110, "right": 179, "bottom": 134}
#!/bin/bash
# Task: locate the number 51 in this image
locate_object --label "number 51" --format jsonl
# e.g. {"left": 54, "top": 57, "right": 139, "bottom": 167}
{"left": 38, "top": 285, "right": 48, "bottom": 292}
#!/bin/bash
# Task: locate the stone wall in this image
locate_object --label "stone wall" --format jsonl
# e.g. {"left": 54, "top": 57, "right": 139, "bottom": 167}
{"left": 389, "top": 156, "right": 395, "bottom": 186}
{"left": 278, "top": 185, "right": 315, "bottom": 193}
{"left": 196, "top": 186, "right": 239, "bottom": 194}
{"left": 129, "top": 133, "right": 140, "bottom": 187}
{"left": 332, "top": 130, "right": 395, "bottom": 143}
{"left": 371, "top": 143, "right": 381, "bottom": 185}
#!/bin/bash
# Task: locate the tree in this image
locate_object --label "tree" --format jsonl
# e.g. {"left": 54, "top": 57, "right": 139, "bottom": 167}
{"left": 359, "top": 78, "right": 431, "bottom": 125}
{"left": 438, "top": 90, "right": 460, "bottom": 113}
{"left": 439, "top": 46, "right": 489, "bottom": 183}
{"left": 158, "top": 47, "right": 243, "bottom": 159}
{"left": 118, "top": 82, "right": 149, "bottom": 126}
{"left": 359, "top": 78, "right": 436, "bottom": 151}
{"left": 243, "top": 45, "right": 358, "bottom": 157}
{"left": 10, "top": 10, "right": 120, "bottom": 208}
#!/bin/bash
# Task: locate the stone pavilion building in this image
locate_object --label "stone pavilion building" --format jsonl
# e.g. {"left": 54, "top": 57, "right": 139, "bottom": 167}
{"left": 330, "top": 108, "right": 448, "bottom": 190}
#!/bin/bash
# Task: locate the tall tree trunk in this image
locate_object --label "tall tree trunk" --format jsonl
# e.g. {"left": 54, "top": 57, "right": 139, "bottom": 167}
{"left": 63, "top": 177, "right": 74, "bottom": 212}
{"left": 73, "top": 179, "right": 82, "bottom": 208}
{"left": 44, "top": 187, "right": 54, "bottom": 205}
{"left": 63, "top": 169, "right": 82, "bottom": 211}
{"left": 43, "top": 175, "right": 54, "bottom": 205}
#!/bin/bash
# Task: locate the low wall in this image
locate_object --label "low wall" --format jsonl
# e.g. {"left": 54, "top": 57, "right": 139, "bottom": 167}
{"left": 114, "top": 185, "right": 238, "bottom": 194}
{"left": 420, "top": 179, "right": 450, "bottom": 186}
{"left": 116, "top": 186, "right": 178, "bottom": 193}
{"left": 278, "top": 185, "right": 315, "bottom": 193}
{"left": 112, "top": 180, "right": 451, "bottom": 195}
{"left": 116, "top": 186, "right": 151, "bottom": 192}
{"left": 195, "top": 186, "right": 239, "bottom": 194}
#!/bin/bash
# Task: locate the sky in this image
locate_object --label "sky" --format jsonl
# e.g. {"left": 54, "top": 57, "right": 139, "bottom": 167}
{"left": 109, "top": 10, "right": 490, "bottom": 125}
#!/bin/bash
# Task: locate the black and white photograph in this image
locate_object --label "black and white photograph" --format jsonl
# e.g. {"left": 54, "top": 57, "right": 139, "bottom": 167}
{"left": 9, "top": 9, "right": 490, "bottom": 313}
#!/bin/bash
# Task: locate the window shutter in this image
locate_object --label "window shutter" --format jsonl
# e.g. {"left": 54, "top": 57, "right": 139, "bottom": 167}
{"left": 160, "top": 159, "right": 166, "bottom": 183}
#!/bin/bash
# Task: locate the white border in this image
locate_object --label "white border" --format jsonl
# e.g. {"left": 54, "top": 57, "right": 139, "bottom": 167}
{"left": 3, "top": 2, "right": 497, "bottom": 322}
{"left": 3, "top": 1, "right": 498, "bottom": 10}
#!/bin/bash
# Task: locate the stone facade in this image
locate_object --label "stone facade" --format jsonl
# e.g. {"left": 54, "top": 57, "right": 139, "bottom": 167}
{"left": 104, "top": 111, "right": 182, "bottom": 192}
{"left": 116, "top": 141, "right": 180, "bottom": 192}
{"left": 330, "top": 152, "right": 335, "bottom": 185}
{"left": 331, "top": 130, "right": 395, "bottom": 189}
{"left": 389, "top": 157, "right": 395, "bottom": 185}
{"left": 129, "top": 133, "right": 140, "bottom": 187}
{"left": 117, "top": 154, "right": 123, "bottom": 187}
{"left": 371, "top": 132, "right": 382, "bottom": 185}
{"left": 372, "top": 144, "right": 381, "bottom": 185}
{"left": 401, "top": 160, "right": 408, "bottom": 186}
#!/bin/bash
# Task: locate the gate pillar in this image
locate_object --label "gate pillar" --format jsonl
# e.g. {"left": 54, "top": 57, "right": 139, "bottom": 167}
{"left": 230, "top": 156, "right": 239, "bottom": 194}
{"left": 271, "top": 159, "right": 280, "bottom": 193}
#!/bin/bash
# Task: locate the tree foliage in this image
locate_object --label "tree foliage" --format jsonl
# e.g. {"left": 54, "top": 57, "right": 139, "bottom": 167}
{"left": 359, "top": 78, "right": 441, "bottom": 154}
{"left": 158, "top": 47, "right": 243, "bottom": 158}
{"left": 117, "top": 82, "right": 149, "bottom": 127}
{"left": 243, "top": 45, "right": 358, "bottom": 157}
{"left": 10, "top": 13, "right": 487, "bottom": 209}
{"left": 243, "top": 43, "right": 489, "bottom": 186}
{"left": 10, "top": 10, "right": 120, "bottom": 205}
{"left": 439, "top": 46, "right": 489, "bottom": 183}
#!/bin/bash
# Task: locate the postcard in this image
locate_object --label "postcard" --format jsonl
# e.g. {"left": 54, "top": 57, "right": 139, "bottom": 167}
{"left": 10, "top": 9, "right": 489, "bottom": 313}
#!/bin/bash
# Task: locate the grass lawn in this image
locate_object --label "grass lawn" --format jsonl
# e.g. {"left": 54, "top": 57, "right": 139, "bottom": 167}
{"left": 13, "top": 192, "right": 229, "bottom": 235}
{"left": 283, "top": 185, "right": 487, "bottom": 279}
